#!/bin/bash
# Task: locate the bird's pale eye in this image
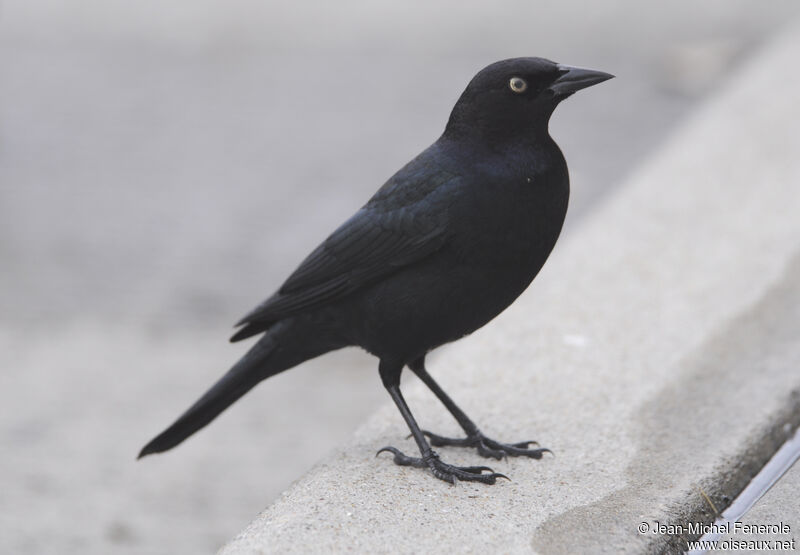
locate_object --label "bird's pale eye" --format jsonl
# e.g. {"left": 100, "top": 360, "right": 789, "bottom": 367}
{"left": 509, "top": 77, "right": 527, "bottom": 93}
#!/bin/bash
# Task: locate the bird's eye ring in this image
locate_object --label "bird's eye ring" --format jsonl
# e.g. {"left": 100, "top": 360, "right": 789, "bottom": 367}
{"left": 509, "top": 77, "right": 527, "bottom": 93}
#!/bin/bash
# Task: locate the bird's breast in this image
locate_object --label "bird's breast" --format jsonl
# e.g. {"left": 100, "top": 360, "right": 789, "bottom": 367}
{"left": 452, "top": 159, "right": 569, "bottom": 280}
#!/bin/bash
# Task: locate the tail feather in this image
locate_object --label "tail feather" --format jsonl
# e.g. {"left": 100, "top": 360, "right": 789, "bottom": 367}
{"left": 229, "top": 321, "right": 269, "bottom": 343}
{"left": 138, "top": 334, "right": 276, "bottom": 458}
{"left": 138, "top": 318, "right": 347, "bottom": 459}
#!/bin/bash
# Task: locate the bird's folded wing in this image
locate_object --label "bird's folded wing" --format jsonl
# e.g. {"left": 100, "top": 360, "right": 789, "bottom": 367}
{"left": 231, "top": 175, "right": 456, "bottom": 341}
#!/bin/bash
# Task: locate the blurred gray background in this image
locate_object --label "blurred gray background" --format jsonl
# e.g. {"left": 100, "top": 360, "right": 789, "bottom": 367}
{"left": 2, "top": 1, "right": 798, "bottom": 553}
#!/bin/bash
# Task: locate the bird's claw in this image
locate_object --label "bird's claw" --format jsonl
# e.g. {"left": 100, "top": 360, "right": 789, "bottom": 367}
{"left": 421, "top": 430, "right": 550, "bottom": 460}
{"left": 377, "top": 446, "right": 509, "bottom": 484}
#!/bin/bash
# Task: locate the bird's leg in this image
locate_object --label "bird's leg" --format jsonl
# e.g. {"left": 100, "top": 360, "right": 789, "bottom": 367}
{"left": 408, "top": 357, "right": 550, "bottom": 460}
{"left": 375, "top": 359, "right": 507, "bottom": 484}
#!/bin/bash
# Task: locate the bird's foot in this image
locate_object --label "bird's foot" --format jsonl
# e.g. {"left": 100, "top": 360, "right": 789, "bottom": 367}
{"left": 421, "top": 430, "right": 551, "bottom": 460}
{"left": 376, "top": 446, "right": 508, "bottom": 484}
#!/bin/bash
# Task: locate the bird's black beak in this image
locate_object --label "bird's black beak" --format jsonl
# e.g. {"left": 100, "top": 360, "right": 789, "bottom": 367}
{"left": 548, "top": 64, "right": 614, "bottom": 96}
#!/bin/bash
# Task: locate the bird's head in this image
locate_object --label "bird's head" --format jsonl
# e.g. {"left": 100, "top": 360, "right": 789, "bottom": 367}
{"left": 445, "top": 57, "right": 613, "bottom": 142}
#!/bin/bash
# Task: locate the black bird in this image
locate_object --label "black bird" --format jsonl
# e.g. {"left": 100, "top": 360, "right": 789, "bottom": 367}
{"left": 139, "top": 57, "right": 612, "bottom": 484}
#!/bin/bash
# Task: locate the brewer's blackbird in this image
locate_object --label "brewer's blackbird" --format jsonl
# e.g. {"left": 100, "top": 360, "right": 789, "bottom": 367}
{"left": 139, "top": 57, "right": 612, "bottom": 484}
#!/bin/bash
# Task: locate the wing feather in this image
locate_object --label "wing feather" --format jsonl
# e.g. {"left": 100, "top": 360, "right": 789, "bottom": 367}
{"left": 231, "top": 167, "right": 457, "bottom": 342}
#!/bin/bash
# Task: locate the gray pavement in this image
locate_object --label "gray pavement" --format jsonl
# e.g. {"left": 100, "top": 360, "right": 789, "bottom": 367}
{"left": 222, "top": 20, "right": 800, "bottom": 554}
{"left": 2, "top": 2, "right": 799, "bottom": 554}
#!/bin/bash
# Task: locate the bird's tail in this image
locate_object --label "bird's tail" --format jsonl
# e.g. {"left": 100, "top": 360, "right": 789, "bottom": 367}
{"left": 138, "top": 318, "right": 344, "bottom": 458}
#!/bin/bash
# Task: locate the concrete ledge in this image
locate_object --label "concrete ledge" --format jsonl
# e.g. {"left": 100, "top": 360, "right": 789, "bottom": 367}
{"left": 221, "top": 21, "right": 800, "bottom": 554}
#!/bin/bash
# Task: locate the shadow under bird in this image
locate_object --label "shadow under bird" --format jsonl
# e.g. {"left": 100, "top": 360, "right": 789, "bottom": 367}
{"left": 139, "top": 57, "right": 612, "bottom": 484}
